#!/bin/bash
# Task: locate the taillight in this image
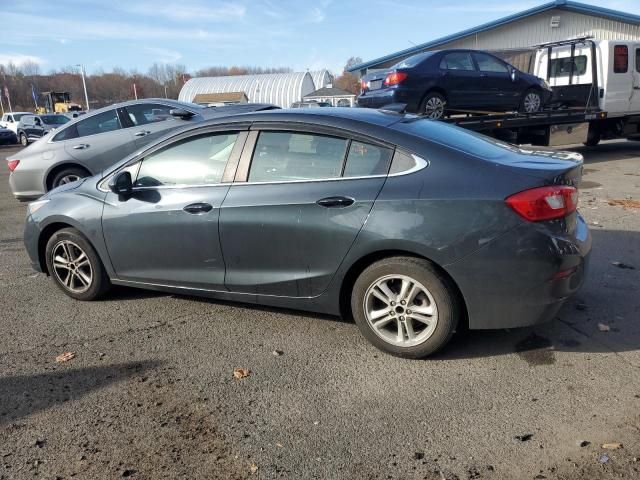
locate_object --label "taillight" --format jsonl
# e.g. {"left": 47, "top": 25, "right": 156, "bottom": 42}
{"left": 384, "top": 71, "right": 408, "bottom": 86}
{"left": 7, "top": 159, "right": 19, "bottom": 172}
{"left": 505, "top": 185, "right": 578, "bottom": 221}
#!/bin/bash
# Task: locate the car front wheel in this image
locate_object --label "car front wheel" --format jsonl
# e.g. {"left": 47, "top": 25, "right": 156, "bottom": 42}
{"left": 20, "top": 133, "right": 28, "bottom": 146}
{"left": 520, "top": 89, "right": 542, "bottom": 113}
{"left": 351, "top": 256, "right": 460, "bottom": 359}
{"left": 45, "top": 228, "right": 111, "bottom": 301}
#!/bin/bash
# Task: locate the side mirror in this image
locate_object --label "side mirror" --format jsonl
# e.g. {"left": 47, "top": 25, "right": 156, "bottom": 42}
{"left": 109, "top": 171, "right": 133, "bottom": 197}
{"left": 170, "top": 108, "right": 195, "bottom": 120}
{"left": 35, "top": 119, "right": 42, "bottom": 126}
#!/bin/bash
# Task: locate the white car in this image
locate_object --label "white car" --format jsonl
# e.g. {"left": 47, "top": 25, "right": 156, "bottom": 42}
{"left": 0, "top": 112, "right": 31, "bottom": 134}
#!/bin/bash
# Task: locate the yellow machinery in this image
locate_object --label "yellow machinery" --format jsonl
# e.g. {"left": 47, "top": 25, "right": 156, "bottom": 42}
{"left": 36, "top": 91, "right": 83, "bottom": 114}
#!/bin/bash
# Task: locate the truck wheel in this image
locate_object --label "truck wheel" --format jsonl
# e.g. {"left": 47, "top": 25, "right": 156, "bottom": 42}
{"left": 421, "top": 92, "right": 446, "bottom": 119}
{"left": 520, "top": 89, "right": 542, "bottom": 113}
{"left": 351, "top": 256, "right": 460, "bottom": 359}
{"left": 20, "top": 133, "right": 28, "bottom": 146}
{"left": 584, "top": 130, "right": 601, "bottom": 147}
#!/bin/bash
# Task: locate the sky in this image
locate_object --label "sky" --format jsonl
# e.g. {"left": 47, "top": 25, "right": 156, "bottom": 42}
{"left": 2, "top": 0, "right": 640, "bottom": 76}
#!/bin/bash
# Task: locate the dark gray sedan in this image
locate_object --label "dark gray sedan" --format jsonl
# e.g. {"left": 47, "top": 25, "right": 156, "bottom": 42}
{"left": 22, "top": 108, "right": 591, "bottom": 358}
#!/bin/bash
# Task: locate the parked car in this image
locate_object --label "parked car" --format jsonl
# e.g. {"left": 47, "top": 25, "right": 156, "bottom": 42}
{"left": 17, "top": 114, "right": 70, "bottom": 146}
{"left": 7, "top": 99, "right": 278, "bottom": 200}
{"left": 0, "top": 112, "right": 31, "bottom": 134}
{"left": 22, "top": 108, "right": 591, "bottom": 358}
{"left": 357, "top": 49, "right": 553, "bottom": 118}
{"left": 291, "top": 101, "right": 332, "bottom": 108}
{"left": 0, "top": 126, "right": 17, "bottom": 145}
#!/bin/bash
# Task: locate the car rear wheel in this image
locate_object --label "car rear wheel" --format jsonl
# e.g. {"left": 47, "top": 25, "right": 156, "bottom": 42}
{"left": 20, "top": 133, "right": 28, "bottom": 146}
{"left": 351, "top": 256, "right": 459, "bottom": 358}
{"left": 421, "top": 92, "right": 446, "bottom": 119}
{"left": 51, "top": 167, "right": 89, "bottom": 189}
{"left": 45, "top": 228, "right": 111, "bottom": 301}
{"left": 520, "top": 89, "right": 542, "bottom": 114}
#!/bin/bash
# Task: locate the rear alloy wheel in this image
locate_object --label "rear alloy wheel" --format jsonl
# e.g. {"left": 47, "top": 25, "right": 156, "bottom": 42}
{"left": 45, "top": 228, "right": 110, "bottom": 300}
{"left": 520, "top": 89, "right": 542, "bottom": 114}
{"left": 351, "top": 257, "right": 459, "bottom": 358}
{"left": 51, "top": 167, "right": 89, "bottom": 189}
{"left": 421, "top": 92, "right": 446, "bottom": 119}
{"left": 20, "top": 133, "right": 28, "bottom": 146}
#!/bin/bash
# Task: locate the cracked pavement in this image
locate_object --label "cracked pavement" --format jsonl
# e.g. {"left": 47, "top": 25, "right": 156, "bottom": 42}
{"left": 1, "top": 141, "right": 639, "bottom": 479}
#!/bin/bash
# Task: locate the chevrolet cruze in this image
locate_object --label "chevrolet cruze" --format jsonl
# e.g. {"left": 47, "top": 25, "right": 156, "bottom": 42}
{"left": 21, "top": 108, "right": 591, "bottom": 358}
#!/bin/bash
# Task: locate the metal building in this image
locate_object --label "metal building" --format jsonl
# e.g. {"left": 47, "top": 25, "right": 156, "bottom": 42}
{"left": 179, "top": 72, "right": 316, "bottom": 108}
{"left": 348, "top": 0, "right": 640, "bottom": 75}
{"left": 309, "top": 70, "right": 334, "bottom": 90}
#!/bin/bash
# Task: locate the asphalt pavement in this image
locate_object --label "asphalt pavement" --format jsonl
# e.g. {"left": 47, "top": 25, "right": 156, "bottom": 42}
{"left": 0, "top": 141, "right": 638, "bottom": 480}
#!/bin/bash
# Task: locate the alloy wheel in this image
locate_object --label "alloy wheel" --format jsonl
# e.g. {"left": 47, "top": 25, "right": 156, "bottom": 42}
{"left": 523, "top": 92, "right": 541, "bottom": 113}
{"left": 57, "top": 174, "right": 81, "bottom": 185}
{"left": 51, "top": 240, "right": 93, "bottom": 294}
{"left": 363, "top": 274, "right": 438, "bottom": 347}
{"left": 20, "top": 134, "right": 27, "bottom": 146}
{"left": 424, "top": 97, "right": 445, "bottom": 119}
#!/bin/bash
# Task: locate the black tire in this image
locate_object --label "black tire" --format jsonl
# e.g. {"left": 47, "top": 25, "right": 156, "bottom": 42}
{"left": 420, "top": 92, "right": 446, "bottom": 119}
{"left": 351, "top": 256, "right": 460, "bottom": 359}
{"left": 19, "top": 133, "right": 28, "bottom": 146}
{"left": 519, "top": 88, "right": 543, "bottom": 114}
{"left": 584, "top": 130, "right": 601, "bottom": 147}
{"left": 50, "top": 167, "right": 89, "bottom": 190}
{"left": 45, "top": 227, "right": 111, "bottom": 301}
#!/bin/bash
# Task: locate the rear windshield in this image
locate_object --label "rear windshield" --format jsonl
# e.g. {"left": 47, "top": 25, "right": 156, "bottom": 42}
{"left": 397, "top": 119, "right": 583, "bottom": 165}
{"left": 392, "top": 52, "right": 434, "bottom": 69}
{"left": 41, "top": 115, "right": 70, "bottom": 125}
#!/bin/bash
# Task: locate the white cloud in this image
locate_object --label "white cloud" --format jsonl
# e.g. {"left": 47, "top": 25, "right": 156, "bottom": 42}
{"left": 309, "top": 7, "right": 326, "bottom": 23}
{"left": 0, "top": 53, "right": 44, "bottom": 66}
{"left": 115, "top": 0, "right": 246, "bottom": 21}
{"left": 144, "top": 47, "right": 183, "bottom": 63}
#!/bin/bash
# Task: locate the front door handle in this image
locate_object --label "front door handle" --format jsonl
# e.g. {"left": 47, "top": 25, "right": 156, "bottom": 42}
{"left": 72, "top": 144, "right": 90, "bottom": 150}
{"left": 134, "top": 130, "right": 151, "bottom": 137}
{"left": 183, "top": 202, "right": 213, "bottom": 214}
{"left": 316, "top": 196, "right": 355, "bottom": 208}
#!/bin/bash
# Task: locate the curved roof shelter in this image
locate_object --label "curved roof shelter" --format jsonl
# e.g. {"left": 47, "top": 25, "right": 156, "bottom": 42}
{"left": 179, "top": 72, "right": 315, "bottom": 108}
{"left": 309, "top": 70, "right": 334, "bottom": 90}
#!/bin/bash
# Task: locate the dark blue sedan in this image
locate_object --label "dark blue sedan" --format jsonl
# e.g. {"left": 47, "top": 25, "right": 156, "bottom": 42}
{"left": 357, "top": 49, "right": 552, "bottom": 118}
{"left": 22, "top": 108, "right": 590, "bottom": 358}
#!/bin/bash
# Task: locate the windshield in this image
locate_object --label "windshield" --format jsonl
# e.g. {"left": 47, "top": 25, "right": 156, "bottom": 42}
{"left": 41, "top": 115, "right": 71, "bottom": 125}
{"left": 392, "top": 51, "right": 434, "bottom": 69}
{"left": 13, "top": 113, "right": 27, "bottom": 121}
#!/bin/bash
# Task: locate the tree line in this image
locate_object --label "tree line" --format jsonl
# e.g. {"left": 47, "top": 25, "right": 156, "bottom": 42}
{"left": 0, "top": 59, "right": 361, "bottom": 113}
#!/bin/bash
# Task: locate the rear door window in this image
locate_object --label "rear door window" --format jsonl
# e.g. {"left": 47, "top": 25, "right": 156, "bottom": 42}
{"left": 248, "top": 132, "right": 348, "bottom": 182}
{"left": 549, "top": 56, "right": 588, "bottom": 77}
{"left": 343, "top": 141, "right": 393, "bottom": 177}
{"left": 76, "top": 110, "right": 121, "bottom": 137}
{"left": 125, "top": 103, "right": 175, "bottom": 126}
{"left": 135, "top": 132, "right": 239, "bottom": 187}
{"left": 439, "top": 52, "right": 475, "bottom": 71}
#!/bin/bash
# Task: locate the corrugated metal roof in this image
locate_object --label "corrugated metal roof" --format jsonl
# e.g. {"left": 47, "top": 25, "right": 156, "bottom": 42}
{"left": 309, "top": 70, "right": 334, "bottom": 90}
{"left": 348, "top": 0, "right": 640, "bottom": 72}
{"left": 179, "top": 72, "right": 315, "bottom": 108}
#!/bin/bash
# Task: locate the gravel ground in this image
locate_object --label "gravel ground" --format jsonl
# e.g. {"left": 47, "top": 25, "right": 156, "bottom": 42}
{"left": 0, "top": 141, "right": 639, "bottom": 480}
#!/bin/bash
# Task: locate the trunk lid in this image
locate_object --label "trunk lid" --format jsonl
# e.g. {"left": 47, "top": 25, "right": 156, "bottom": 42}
{"left": 361, "top": 69, "right": 392, "bottom": 93}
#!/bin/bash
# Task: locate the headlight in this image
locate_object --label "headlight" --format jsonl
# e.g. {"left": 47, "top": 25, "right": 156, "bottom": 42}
{"left": 28, "top": 199, "right": 49, "bottom": 215}
{"left": 540, "top": 79, "right": 551, "bottom": 89}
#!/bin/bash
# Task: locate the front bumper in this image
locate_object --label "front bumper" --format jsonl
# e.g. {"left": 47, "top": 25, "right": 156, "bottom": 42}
{"left": 446, "top": 213, "right": 591, "bottom": 330}
{"left": 24, "top": 213, "right": 43, "bottom": 272}
{"left": 0, "top": 132, "right": 17, "bottom": 144}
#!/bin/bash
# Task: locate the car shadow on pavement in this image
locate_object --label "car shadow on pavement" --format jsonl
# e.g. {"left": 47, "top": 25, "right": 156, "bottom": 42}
{"left": 435, "top": 228, "right": 639, "bottom": 362}
{"left": 573, "top": 140, "right": 640, "bottom": 165}
{"left": 0, "top": 360, "right": 161, "bottom": 425}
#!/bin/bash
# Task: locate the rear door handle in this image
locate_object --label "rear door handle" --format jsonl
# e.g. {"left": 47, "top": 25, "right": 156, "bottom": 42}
{"left": 72, "top": 144, "right": 90, "bottom": 150}
{"left": 183, "top": 202, "right": 213, "bottom": 214}
{"left": 134, "top": 130, "right": 151, "bottom": 137}
{"left": 316, "top": 196, "right": 355, "bottom": 208}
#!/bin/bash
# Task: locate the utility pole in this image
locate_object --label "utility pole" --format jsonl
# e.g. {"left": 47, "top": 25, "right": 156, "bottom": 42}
{"left": 0, "top": 93, "right": 4, "bottom": 115}
{"left": 133, "top": 83, "right": 138, "bottom": 100}
{"left": 164, "top": 84, "right": 168, "bottom": 99}
{"left": 76, "top": 64, "right": 90, "bottom": 111}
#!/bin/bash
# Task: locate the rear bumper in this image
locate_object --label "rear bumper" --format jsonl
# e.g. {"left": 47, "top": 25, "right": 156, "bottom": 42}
{"left": 357, "top": 89, "right": 398, "bottom": 109}
{"left": 0, "top": 132, "right": 17, "bottom": 144}
{"left": 9, "top": 170, "right": 46, "bottom": 201}
{"left": 446, "top": 213, "right": 591, "bottom": 330}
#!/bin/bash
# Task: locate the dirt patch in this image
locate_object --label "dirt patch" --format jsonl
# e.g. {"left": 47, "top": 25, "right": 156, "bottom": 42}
{"left": 608, "top": 199, "right": 640, "bottom": 209}
{"left": 580, "top": 181, "right": 602, "bottom": 189}
{"left": 515, "top": 333, "right": 556, "bottom": 366}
